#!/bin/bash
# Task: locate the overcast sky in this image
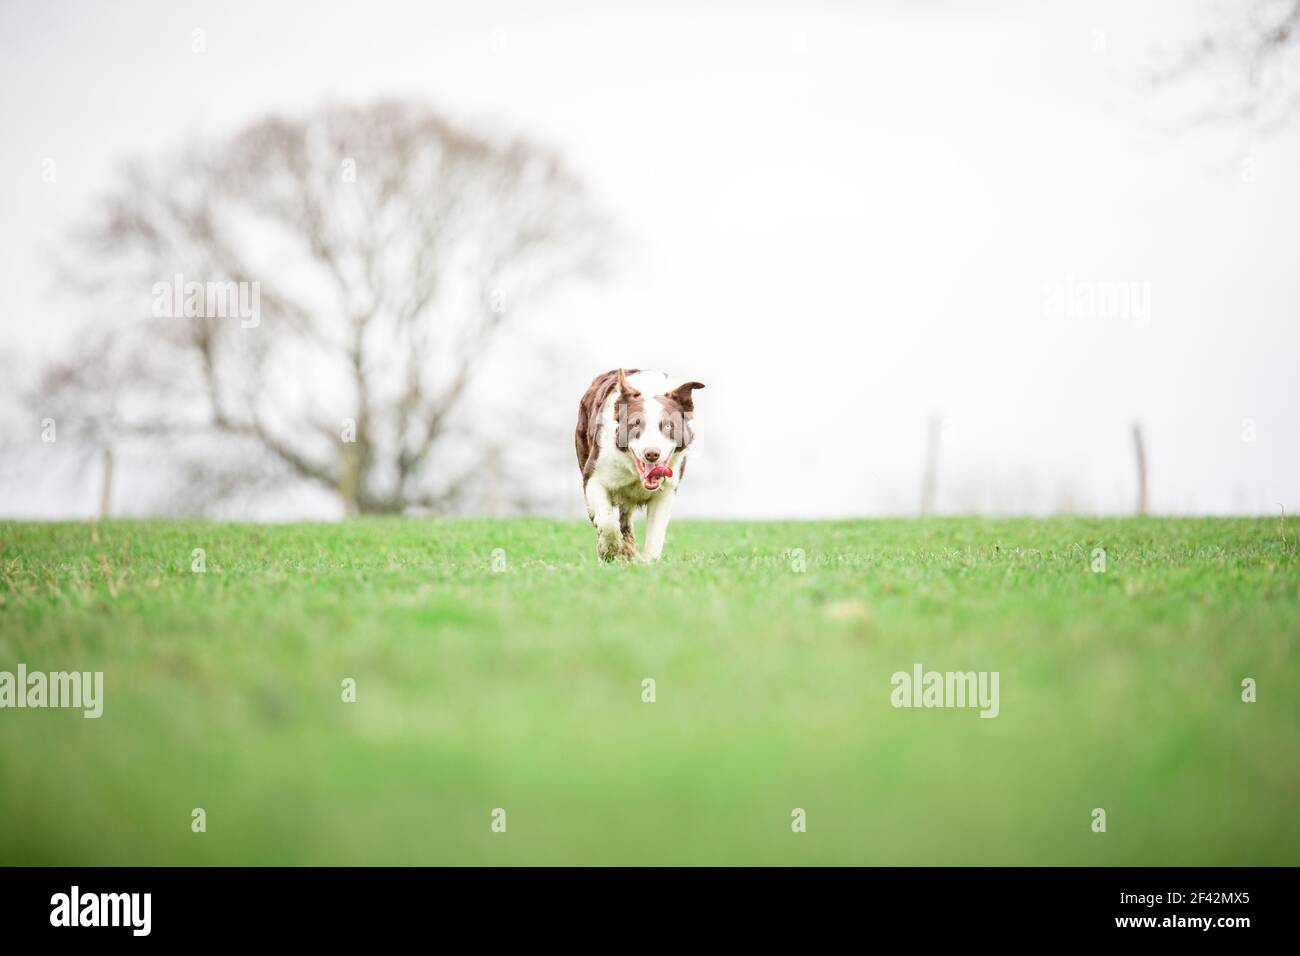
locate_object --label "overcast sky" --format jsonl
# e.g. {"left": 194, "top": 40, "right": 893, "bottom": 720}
{"left": 1, "top": 0, "right": 1297, "bottom": 519}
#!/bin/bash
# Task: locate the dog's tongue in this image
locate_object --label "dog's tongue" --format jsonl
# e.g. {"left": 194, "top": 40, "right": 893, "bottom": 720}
{"left": 646, "top": 465, "right": 672, "bottom": 481}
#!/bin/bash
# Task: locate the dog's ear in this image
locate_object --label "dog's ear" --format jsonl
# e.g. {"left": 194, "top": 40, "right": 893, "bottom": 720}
{"left": 666, "top": 380, "right": 705, "bottom": 413}
{"left": 617, "top": 368, "right": 641, "bottom": 400}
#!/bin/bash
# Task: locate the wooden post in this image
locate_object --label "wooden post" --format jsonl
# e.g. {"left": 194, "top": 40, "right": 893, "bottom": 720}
{"left": 1132, "top": 422, "right": 1148, "bottom": 516}
{"left": 921, "top": 415, "right": 941, "bottom": 516}
{"left": 99, "top": 447, "right": 114, "bottom": 519}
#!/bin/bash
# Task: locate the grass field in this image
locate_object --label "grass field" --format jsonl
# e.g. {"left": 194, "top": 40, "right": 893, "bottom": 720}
{"left": 1, "top": 516, "right": 1297, "bottom": 865}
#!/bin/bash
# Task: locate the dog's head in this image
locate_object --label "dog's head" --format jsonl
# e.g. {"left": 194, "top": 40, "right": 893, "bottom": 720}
{"left": 613, "top": 369, "right": 704, "bottom": 491}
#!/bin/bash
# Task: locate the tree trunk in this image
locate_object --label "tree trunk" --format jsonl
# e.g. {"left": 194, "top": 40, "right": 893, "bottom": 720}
{"left": 339, "top": 441, "right": 361, "bottom": 517}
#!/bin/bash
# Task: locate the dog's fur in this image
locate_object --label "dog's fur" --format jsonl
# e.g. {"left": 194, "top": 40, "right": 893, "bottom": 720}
{"left": 575, "top": 369, "right": 704, "bottom": 561}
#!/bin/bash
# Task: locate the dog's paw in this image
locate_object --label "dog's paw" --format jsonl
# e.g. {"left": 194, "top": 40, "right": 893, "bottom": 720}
{"left": 620, "top": 534, "right": 639, "bottom": 561}
{"left": 596, "top": 533, "right": 623, "bottom": 562}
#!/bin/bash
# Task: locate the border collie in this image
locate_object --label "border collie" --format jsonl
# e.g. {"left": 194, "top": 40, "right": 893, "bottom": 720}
{"left": 575, "top": 369, "right": 704, "bottom": 561}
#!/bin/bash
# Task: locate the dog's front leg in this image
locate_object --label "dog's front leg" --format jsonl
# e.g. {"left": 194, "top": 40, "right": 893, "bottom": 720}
{"left": 643, "top": 490, "right": 675, "bottom": 561}
{"left": 585, "top": 480, "right": 623, "bottom": 561}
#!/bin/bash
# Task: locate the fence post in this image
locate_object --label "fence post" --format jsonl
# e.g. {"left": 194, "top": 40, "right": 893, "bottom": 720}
{"left": 1132, "top": 422, "right": 1148, "bottom": 516}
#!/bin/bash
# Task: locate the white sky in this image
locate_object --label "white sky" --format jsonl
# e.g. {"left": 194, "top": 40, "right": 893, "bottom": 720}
{"left": 1, "top": 0, "right": 1297, "bottom": 519}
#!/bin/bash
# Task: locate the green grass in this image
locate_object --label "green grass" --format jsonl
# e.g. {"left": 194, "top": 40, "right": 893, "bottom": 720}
{"left": 0, "top": 516, "right": 1297, "bottom": 865}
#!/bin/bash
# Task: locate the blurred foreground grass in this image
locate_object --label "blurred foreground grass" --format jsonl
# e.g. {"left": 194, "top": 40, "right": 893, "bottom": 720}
{"left": 0, "top": 516, "right": 1297, "bottom": 865}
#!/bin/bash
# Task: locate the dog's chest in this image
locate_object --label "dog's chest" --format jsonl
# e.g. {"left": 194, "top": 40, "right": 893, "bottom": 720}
{"left": 594, "top": 448, "right": 683, "bottom": 509}
{"left": 593, "top": 453, "right": 651, "bottom": 506}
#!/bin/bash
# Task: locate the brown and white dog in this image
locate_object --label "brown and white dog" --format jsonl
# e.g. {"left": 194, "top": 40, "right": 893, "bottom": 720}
{"left": 575, "top": 369, "right": 704, "bottom": 561}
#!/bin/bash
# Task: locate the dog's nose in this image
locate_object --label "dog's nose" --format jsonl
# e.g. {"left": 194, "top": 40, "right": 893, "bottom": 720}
{"left": 644, "top": 449, "right": 660, "bottom": 463}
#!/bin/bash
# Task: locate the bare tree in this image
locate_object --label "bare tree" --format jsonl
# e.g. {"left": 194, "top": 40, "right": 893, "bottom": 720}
{"left": 37, "top": 100, "right": 606, "bottom": 515}
{"left": 1150, "top": 0, "right": 1300, "bottom": 131}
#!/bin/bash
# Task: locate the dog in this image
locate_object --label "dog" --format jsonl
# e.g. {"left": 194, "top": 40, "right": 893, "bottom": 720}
{"left": 575, "top": 369, "right": 704, "bottom": 561}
